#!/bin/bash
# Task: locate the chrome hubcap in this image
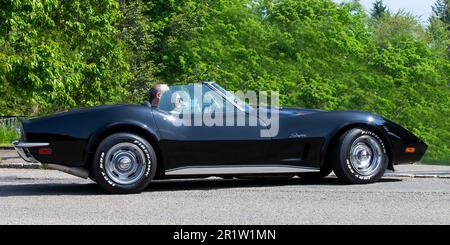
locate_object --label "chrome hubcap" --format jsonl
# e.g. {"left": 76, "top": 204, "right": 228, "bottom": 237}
{"left": 118, "top": 156, "right": 132, "bottom": 170}
{"left": 349, "top": 135, "right": 383, "bottom": 176}
{"left": 104, "top": 143, "right": 146, "bottom": 185}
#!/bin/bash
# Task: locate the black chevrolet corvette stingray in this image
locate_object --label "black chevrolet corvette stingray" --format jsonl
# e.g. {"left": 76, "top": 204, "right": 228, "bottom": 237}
{"left": 13, "top": 82, "right": 427, "bottom": 193}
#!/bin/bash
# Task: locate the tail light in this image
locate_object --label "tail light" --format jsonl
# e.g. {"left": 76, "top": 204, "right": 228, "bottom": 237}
{"left": 38, "top": 148, "right": 52, "bottom": 155}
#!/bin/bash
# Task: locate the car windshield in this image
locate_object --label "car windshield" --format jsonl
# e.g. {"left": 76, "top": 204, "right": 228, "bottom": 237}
{"left": 207, "top": 82, "right": 253, "bottom": 111}
{"left": 157, "top": 83, "right": 250, "bottom": 113}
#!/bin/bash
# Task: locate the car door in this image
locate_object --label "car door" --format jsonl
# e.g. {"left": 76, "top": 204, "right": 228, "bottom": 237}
{"left": 152, "top": 84, "right": 271, "bottom": 174}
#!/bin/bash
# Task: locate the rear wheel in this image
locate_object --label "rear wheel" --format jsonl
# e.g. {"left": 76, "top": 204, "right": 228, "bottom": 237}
{"left": 92, "top": 133, "right": 157, "bottom": 194}
{"left": 332, "top": 128, "right": 388, "bottom": 184}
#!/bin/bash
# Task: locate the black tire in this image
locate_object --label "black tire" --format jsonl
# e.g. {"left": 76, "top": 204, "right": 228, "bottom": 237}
{"left": 92, "top": 133, "right": 157, "bottom": 194}
{"left": 332, "top": 128, "right": 388, "bottom": 184}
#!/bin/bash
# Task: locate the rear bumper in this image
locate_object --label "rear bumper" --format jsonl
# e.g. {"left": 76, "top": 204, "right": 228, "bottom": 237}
{"left": 12, "top": 140, "right": 49, "bottom": 163}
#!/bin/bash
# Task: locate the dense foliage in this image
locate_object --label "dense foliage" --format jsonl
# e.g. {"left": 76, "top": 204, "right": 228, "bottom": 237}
{"left": 0, "top": 0, "right": 130, "bottom": 114}
{"left": 0, "top": 0, "right": 449, "bottom": 163}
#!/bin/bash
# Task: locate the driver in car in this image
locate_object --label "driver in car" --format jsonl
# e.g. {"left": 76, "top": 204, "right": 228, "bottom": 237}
{"left": 149, "top": 84, "right": 170, "bottom": 107}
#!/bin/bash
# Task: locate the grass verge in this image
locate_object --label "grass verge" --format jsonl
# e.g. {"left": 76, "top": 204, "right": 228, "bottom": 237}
{"left": 0, "top": 127, "right": 18, "bottom": 147}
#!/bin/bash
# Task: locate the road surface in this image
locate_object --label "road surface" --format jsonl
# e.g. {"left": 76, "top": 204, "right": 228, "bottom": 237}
{"left": 0, "top": 168, "right": 449, "bottom": 224}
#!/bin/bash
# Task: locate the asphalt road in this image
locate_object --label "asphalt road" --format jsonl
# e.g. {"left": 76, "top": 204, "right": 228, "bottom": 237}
{"left": 0, "top": 168, "right": 449, "bottom": 225}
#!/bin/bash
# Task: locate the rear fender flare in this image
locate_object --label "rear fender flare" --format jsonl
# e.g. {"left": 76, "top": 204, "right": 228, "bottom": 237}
{"left": 84, "top": 121, "right": 160, "bottom": 161}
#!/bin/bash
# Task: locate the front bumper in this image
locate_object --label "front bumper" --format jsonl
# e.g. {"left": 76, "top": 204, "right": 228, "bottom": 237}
{"left": 12, "top": 140, "right": 49, "bottom": 163}
{"left": 382, "top": 121, "right": 428, "bottom": 164}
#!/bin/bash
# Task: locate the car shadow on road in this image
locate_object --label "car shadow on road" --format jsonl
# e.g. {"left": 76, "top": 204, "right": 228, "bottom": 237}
{"left": 145, "top": 177, "right": 402, "bottom": 192}
{"left": 0, "top": 177, "right": 402, "bottom": 197}
{"left": 0, "top": 183, "right": 104, "bottom": 197}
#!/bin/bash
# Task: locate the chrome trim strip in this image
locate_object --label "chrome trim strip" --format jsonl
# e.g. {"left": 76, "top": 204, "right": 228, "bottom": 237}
{"left": 12, "top": 141, "right": 49, "bottom": 148}
{"left": 387, "top": 131, "right": 401, "bottom": 140}
{"left": 165, "top": 165, "right": 319, "bottom": 175}
{"left": 280, "top": 158, "right": 303, "bottom": 162}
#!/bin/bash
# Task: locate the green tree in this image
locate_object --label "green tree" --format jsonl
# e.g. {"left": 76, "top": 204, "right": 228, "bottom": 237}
{"left": 0, "top": 0, "right": 130, "bottom": 115}
{"left": 118, "top": 0, "right": 159, "bottom": 102}
{"left": 370, "top": 0, "right": 388, "bottom": 19}
{"left": 369, "top": 12, "right": 450, "bottom": 163}
{"left": 429, "top": 0, "right": 449, "bottom": 57}
{"left": 152, "top": 0, "right": 370, "bottom": 108}
{"left": 432, "top": 0, "right": 449, "bottom": 24}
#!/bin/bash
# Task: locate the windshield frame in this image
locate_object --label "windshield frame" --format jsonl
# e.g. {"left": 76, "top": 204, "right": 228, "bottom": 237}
{"left": 203, "top": 82, "right": 250, "bottom": 112}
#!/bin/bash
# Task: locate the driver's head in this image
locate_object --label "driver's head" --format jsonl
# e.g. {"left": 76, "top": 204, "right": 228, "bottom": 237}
{"left": 149, "top": 84, "right": 170, "bottom": 107}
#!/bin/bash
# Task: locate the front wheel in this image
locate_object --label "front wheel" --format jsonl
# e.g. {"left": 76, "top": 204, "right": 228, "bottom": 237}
{"left": 92, "top": 133, "right": 157, "bottom": 194}
{"left": 332, "top": 128, "right": 388, "bottom": 184}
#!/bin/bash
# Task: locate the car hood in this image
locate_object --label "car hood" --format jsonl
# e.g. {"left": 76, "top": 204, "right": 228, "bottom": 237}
{"left": 256, "top": 106, "right": 326, "bottom": 117}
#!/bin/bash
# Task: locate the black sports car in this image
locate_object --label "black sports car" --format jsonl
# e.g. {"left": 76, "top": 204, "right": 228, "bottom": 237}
{"left": 13, "top": 82, "right": 427, "bottom": 193}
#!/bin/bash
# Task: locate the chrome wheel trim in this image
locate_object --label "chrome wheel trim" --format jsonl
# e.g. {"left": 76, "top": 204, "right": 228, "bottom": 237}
{"left": 349, "top": 135, "right": 383, "bottom": 176}
{"left": 104, "top": 142, "right": 147, "bottom": 185}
